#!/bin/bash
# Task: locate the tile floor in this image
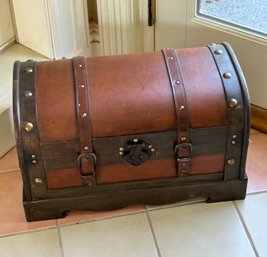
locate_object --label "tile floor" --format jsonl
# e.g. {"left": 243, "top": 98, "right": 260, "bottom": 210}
{"left": 0, "top": 129, "right": 267, "bottom": 257}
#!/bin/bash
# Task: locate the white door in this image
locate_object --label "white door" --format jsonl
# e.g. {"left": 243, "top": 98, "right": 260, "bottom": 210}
{"left": 153, "top": 0, "right": 267, "bottom": 110}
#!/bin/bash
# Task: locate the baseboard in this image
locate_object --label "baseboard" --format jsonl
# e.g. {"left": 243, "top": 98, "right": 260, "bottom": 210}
{"left": 251, "top": 104, "right": 267, "bottom": 133}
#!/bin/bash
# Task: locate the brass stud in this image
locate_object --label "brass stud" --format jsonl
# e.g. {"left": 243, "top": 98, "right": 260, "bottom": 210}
{"left": 119, "top": 151, "right": 124, "bottom": 156}
{"left": 32, "top": 160, "right": 38, "bottom": 164}
{"left": 31, "top": 154, "right": 36, "bottom": 159}
{"left": 231, "top": 140, "right": 236, "bottom": 145}
{"left": 82, "top": 113, "right": 87, "bottom": 117}
{"left": 228, "top": 98, "right": 238, "bottom": 108}
{"left": 214, "top": 49, "right": 223, "bottom": 55}
{"left": 79, "top": 64, "right": 83, "bottom": 68}
{"left": 24, "top": 122, "right": 34, "bottom": 132}
{"left": 227, "top": 158, "right": 236, "bottom": 166}
{"left": 169, "top": 57, "right": 174, "bottom": 60}
{"left": 179, "top": 105, "right": 185, "bottom": 110}
{"left": 181, "top": 137, "right": 186, "bottom": 141}
{"left": 175, "top": 80, "right": 180, "bottom": 85}
{"left": 34, "top": 177, "right": 43, "bottom": 184}
{"left": 133, "top": 138, "right": 138, "bottom": 143}
{"left": 25, "top": 67, "right": 33, "bottom": 73}
{"left": 232, "top": 134, "right": 237, "bottom": 139}
{"left": 223, "top": 72, "right": 232, "bottom": 79}
{"left": 119, "top": 147, "right": 124, "bottom": 151}
{"left": 84, "top": 146, "right": 89, "bottom": 150}
{"left": 148, "top": 145, "right": 153, "bottom": 149}
{"left": 151, "top": 148, "right": 155, "bottom": 152}
{"left": 24, "top": 91, "right": 33, "bottom": 98}
{"left": 79, "top": 84, "right": 85, "bottom": 88}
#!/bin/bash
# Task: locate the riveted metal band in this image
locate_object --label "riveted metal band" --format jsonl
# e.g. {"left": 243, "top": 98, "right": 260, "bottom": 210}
{"left": 16, "top": 61, "right": 48, "bottom": 199}
{"left": 207, "top": 43, "right": 245, "bottom": 181}
{"left": 72, "top": 57, "right": 96, "bottom": 186}
{"left": 162, "top": 48, "right": 191, "bottom": 176}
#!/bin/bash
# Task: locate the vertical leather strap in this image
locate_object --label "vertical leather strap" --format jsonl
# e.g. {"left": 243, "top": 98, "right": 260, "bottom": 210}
{"left": 162, "top": 48, "right": 192, "bottom": 176}
{"left": 72, "top": 56, "right": 96, "bottom": 186}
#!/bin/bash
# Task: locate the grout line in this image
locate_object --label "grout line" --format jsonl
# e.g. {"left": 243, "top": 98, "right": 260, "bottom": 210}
{"left": 57, "top": 209, "right": 147, "bottom": 229}
{"left": 57, "top": 224, "right": 66, "bottom": 257}
{"left": 145, "top": 206, "right": 162, "bottom": 257}
{"left": 233, "top": 201, "right": 260, "bottom": 257}
{"left": 247, "top": 189, "right": 267, "bottom": 196}
{"left": 0, "top": 169, "right": 21, "bottom": 174}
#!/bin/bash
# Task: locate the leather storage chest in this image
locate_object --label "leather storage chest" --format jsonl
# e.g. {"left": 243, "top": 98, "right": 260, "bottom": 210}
{"left": 13, "top": 42, "right": 250, "bottom": 221}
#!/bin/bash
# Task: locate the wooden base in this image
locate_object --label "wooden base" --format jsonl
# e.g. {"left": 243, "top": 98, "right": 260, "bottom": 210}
{"left": 23, "top": 176, "right": 247, "bottom": 222}
{"left": 251, "top": 104, "right": 267, "bottom": 133}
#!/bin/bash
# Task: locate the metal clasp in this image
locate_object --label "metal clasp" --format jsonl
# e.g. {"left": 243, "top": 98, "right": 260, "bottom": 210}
{"left": 175, "top": 143, "right": 193, "bottom": 154}
{"left": 78, "top": 152, "right": 97, "bottom": 186}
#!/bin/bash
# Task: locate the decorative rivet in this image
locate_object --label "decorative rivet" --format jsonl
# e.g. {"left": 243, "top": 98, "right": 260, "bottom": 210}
{"left": 231, "top": 140, "right": 236, "bottom": 145}
{"left": 227, "top": 158, "right": 236, "bottom": 166}
{"left": 148, "top": 145, "right": 153, "bottom": 149}
{"left": 133, "top": 138, "right": 138, "bottom": 143}
{"left": 181, "top": 137, "right": 186, "bottom": 141}
{"left": 82, "top": 113, "right": 87, "bottom": 117}
{"left": 151, "top": 148, "right": 155, "bottom": 152}
{"left": 223, "top": 72, "right": 232, "bottom": 79}
{"left": 25, "top": 67, "right": 33, "bottom": 73}
{"left": 119, "top": 147, "right": 124, "bottom": 151}
{"left": 214, "top": 49, "right": 223, "bottom": 55}
{"left": 232, "top": 134, "right": 238, "bottom": 139}
{"left": 119, "top": 151, "right": 124, "bottom": 156}
{"left": 84, "top": 146, "right": 89, "bottom": 150}
{"left": 179, "top": 105, "right": 185, "bottom": 110}
{"left": 169, "top": 57, "right": 174, "bottom": 60}
{"left": 31, "top": 154, "right": 36, "bottom": 159}
{"left": 24, "top": 91, "right": 33, "bottom": 98}
{"left": 228, "top": 98, "right": 238, "bottom": 108}
{"left": 175, "top": 80, "right": 180, "bottom": 85}
{"left": 34, "top": 178, "right": 43, "bottom": 184}
{"left": 32, "top": 160, "right": 38, "bottom": 164}
{"left": 79, "top": 64, "right": 83, "bottom": 67}
{"left": 79, "top": 84, "right": 85, "bottom": 88}
{"left": 24, "top": 122, "right": 34, "bottom": 132}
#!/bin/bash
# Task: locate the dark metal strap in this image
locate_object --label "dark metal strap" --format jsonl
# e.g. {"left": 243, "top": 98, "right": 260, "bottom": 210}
{"left": 207, "top": 43, "right": 245, "bottom": 181}
{"left": 162, "top": 48, "right": 191, "bottom": 176}
{"left": 72, "top": 57, "right": 96, "bottom": 186}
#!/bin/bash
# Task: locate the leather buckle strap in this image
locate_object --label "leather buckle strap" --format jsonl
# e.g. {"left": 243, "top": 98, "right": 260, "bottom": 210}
{"left": 162, "top": 48, "right": 191, "bottom": 176}
{"left": 73, "top": 56, "right": 96, "bottom": 186}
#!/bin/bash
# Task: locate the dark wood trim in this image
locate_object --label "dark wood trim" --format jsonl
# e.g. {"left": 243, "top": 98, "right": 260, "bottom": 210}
{"left": 23, "top": 176, "right": 247, "bottom": 221}
{"left": 251, "top": 104, "right": 267, "bottom": 133}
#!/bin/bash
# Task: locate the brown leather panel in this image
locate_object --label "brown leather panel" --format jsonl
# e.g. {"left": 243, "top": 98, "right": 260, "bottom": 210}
{"left": 96, "top": 159, "right": 177, "bottom": 184}
{"left": 177, "top": 47, "right": 227, "bottom": 128}
{"left": 190, "top": 154, "right": 225, "bottom": 174}
{"left": 36, "top": 48, "right": 227, "bottom": 142}
{"left": 87, "top": 52, "right": 176, "bottom": 137}
{"left": 46, "top": 154, "right": 224, "bottom": 188}
{"left": 36, "top": 60, "right": 78, "bottom": 141}
{"left": 46, "top": 168, "right": 82, "bottom": 189}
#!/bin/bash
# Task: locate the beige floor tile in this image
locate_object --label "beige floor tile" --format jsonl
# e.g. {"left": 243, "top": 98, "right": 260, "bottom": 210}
{"left": 149, "top": 201, "right": 255, "bottom": 257}
{"left": 0, "top": 171, "right": 56, "bottom": 236}
{"left": 0, "top": 229, "right": 61, "bottom": 257}
{"left": 235, "top": 192, "right": 267, "bottom": 257}
{"left": 0, "top": 147, "right": 19, "bottom": 173}
{"left": 246, "top": 133, "right": 267, "bottom": 193}
{"left": 58, "top": 204, "right": 145, "bottom": 226}
{"left": 60, "top": 213, "right": 158, "bottom": 257}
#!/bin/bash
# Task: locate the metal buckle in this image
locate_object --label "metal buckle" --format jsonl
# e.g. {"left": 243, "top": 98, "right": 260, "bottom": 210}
{"left": 175, "top": 143, "right": 193, "bottom": 154}
{"left": 78, "top": 152, "right": 96, "bottom": 167}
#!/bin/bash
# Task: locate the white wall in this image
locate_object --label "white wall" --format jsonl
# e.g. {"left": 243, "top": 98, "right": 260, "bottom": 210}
{"left": 0, "top": 0, "right": 15, "bottom": 50}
